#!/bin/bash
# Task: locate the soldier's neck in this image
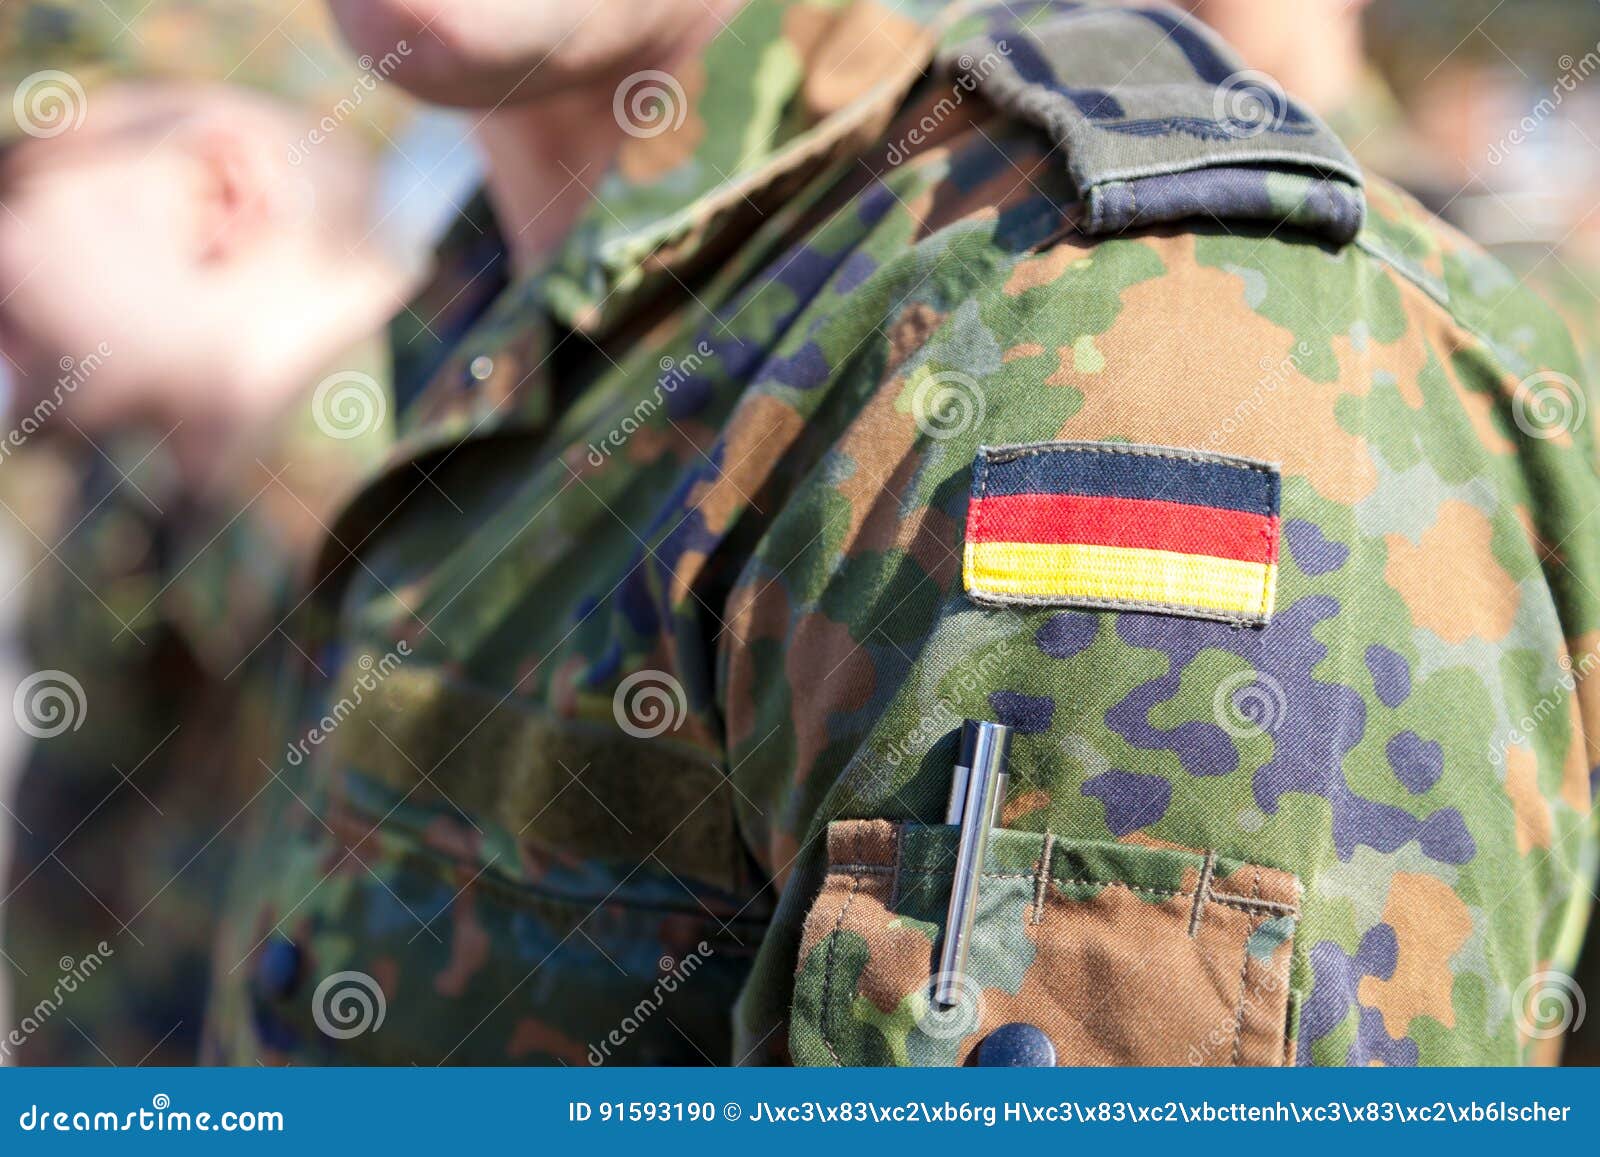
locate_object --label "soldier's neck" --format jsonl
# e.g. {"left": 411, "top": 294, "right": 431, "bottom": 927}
{"left": 474, "top": 7, "right": 730, "bottom": 275}
{"left": 476, "top": 86, "right": 628, "bottom": 276}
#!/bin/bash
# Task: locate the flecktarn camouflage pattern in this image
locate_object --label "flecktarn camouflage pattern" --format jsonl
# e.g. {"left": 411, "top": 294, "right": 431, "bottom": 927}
{"left": 795, "top": 819, "right": 1300, "bottom": 1065}
{"left": 204, "top": 0, "right": 1598, "bottom": 1066}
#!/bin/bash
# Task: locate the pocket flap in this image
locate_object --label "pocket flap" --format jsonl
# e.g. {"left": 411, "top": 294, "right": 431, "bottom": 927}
{"left": 791, "top": 819, "right": 1301, "bottom": 1066}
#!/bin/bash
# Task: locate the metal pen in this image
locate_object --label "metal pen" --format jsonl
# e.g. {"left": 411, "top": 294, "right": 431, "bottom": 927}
{"left": 934, "top": 719, "right": 1012, "bottom": 1007}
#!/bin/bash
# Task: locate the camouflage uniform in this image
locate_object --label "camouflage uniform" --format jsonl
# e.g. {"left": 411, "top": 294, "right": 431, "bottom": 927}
{"left": 1, "top": 386, "right": 386, "bottom": 1065}
{"left": 207, "top": 0, "right": 1598, "bottom": 1067}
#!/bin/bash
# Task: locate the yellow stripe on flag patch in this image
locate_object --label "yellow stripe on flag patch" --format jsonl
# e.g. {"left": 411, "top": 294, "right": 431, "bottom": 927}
{"left": 964, "top": 540, "right": 1276, "bottom": 621}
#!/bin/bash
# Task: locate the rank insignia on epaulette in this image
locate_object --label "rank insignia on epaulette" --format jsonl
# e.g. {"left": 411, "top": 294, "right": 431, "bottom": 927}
{"left": 962, "top": 441, "right": 1280, "bottom": 625}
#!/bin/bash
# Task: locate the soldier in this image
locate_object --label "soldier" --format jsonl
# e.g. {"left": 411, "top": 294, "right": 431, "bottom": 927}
{"left": 0, "top": 81, "right": 404, "bottom": 1063}
{"left": 207, "top": 0, "right": 1597, "bottom": 1066}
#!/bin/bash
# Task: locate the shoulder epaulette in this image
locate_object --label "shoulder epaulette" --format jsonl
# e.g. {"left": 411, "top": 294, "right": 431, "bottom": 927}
{"left": 940, "top": 0, "right": 1366, "bottom": 244}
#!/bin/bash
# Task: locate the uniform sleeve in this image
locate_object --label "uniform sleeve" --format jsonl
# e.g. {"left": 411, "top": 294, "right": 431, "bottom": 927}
{"left": 719, "top": 218, "right": 1600, "bottom": 1067}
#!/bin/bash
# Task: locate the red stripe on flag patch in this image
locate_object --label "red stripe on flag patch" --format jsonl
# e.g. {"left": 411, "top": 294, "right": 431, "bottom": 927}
{"left": 968, "top": 492, "right": 1278, "bottom": 565}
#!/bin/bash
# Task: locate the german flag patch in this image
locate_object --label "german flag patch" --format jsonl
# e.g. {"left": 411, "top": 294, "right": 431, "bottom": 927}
{"left": 963, "top": 441, "right": 1280, "bottom": 625}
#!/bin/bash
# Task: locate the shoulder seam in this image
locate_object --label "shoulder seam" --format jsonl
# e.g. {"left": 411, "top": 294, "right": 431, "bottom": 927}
{"left": 1355, "top": 233, "right": 1574, "bottom": 379}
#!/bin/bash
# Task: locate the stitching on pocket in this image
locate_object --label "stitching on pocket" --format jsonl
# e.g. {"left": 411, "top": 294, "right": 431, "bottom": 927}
{"left": 806, "top": 826, "right": 1300, "bottom": 1067}
{"left": 1188, "top": 849, "right": 1217, "bottom": 937}
{"left": 1229, "top": 868, "right": 1264, "bottom": 1066}
{"left": 888, "top": 825, "right": 906, "bottom": 912}
{"left": 819, "top": 872, "right": 865, "bottom": 1068}
{"left": 1032, "top": 832, "right": 1056, "bottom": 925}
{"left": 828, "top": 863, "right": 1296, "bottom": 917}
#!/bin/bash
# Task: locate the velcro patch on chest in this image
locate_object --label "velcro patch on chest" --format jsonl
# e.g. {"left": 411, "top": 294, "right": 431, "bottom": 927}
{"left": 963, "top": 441, "right": 1280, "bottom": 625}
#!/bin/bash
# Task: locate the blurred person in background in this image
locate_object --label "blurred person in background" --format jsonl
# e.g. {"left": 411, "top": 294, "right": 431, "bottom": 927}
{"left": 0, "top": 79, "right": 407, "bottom": 1064}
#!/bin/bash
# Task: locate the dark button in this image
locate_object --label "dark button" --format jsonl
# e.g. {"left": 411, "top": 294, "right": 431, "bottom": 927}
{"left": 976, "top": 1022, "right": 1056, "bottom": 1067}
{"left": 254, "top": 938, "right": 303, "bottom": 1001}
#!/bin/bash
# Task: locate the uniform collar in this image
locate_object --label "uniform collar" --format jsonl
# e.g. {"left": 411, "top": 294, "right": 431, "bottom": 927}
{"left": 541, "top": 0, "right": 961, "bottom": 335}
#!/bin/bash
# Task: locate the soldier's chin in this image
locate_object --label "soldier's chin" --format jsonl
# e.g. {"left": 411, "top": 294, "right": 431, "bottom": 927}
{"left": 326, "top": 1, "right": 602, "bottom": 108}
{"left": 361, "top": 40, "right": 604, "bottom": 108}
{"left": 329, "top": 0, "right": 709, "bottom": 108}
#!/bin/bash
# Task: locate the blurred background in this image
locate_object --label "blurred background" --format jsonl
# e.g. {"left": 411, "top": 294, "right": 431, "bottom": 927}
{"left": 0, "top": 0, "right": 1597, "bottom": 1061}
{"left": 1364, "top": 0, "right": 1600, "bottom": 286}
{"left": 0, "top": 0, "right": 481, "bottom": 1059}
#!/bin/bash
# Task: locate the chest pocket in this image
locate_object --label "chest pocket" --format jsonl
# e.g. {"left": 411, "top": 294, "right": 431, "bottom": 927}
{"left": 242, "top": 658, "right": 767, "bottom": 1065}
{"left": 791, "top": 820, "right": 1301, "bottom": 1066}
{"left": 321, "top": 661, "right": 745, "bottom": 895}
